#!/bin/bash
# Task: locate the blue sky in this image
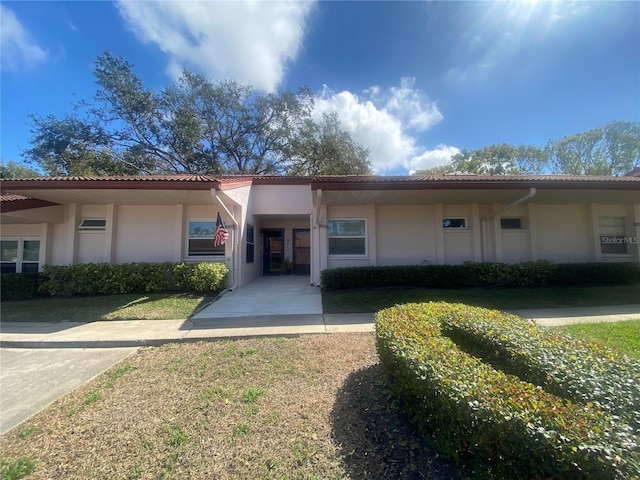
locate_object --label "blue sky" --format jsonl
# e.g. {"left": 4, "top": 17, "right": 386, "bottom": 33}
{"left": 1, "top": 1, "right": 638, "bottom": 175}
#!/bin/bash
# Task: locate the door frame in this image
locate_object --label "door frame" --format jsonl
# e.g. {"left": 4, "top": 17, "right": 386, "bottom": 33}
{"left": 261, "top": 228, "right": 285, "bottom": 275}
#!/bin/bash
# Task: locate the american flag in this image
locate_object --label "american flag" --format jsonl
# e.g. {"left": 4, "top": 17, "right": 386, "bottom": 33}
{"left": 214, "top": 212, "right": 229, "bottom": 246}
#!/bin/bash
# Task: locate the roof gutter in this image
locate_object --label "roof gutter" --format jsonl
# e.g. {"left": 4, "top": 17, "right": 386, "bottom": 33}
{"left": 481, "top": 187, "right": 536, "bottom": 262}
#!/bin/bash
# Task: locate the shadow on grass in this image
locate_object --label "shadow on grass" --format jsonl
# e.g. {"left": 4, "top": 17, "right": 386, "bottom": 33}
{"left": 331, "top": 364, "right": 467, "bottom": 480}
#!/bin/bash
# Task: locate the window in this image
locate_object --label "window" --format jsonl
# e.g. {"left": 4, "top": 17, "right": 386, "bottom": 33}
{"left": 501, "top": 218, "right": 523, "bottom": 230}
{"left": 599, "top": 216, "right": 628, "bottom": 255}
{"left": 1, "top": 238, "right": 40, "bottom": 273}
{"left": 78, "top": 218, "right": 106, "bottom": 231}
{"left": 328, "top": 219, "right": 366, "bottom": 255}
{"left": 443, "top": 218, "right": 467, "bottom": 229}
{"left": 188, "top": 221, "right": 225, "bottom": 256}
{"left": 246, "top": 224, "right": 255, "bottom": 263}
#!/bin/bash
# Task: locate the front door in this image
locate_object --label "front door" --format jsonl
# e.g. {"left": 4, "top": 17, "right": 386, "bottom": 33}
{"left": 293, "top": 229, "right": 311, "bottom": 275}
{"left": 262, "top": 229, "right": 284, "bottom": 275}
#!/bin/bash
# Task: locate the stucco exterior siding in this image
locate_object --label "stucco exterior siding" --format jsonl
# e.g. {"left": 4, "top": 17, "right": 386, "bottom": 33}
{"left": 252, "top": 185, "right": 312, "bottom": 215}
{"left": 376, "top": 205, "right": 435, "bottom": 265}
{"left": 114, "top": 206, "right": 177, "bottom": 264}
{"left": 535, "top": 205, "right": 593, "bottom": 263}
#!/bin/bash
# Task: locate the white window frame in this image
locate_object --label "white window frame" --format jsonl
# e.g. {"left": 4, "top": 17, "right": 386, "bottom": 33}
{"left": 78, "top": 218, "right": 107, "bottom": 232}
{"left": 599, "top": 216, "right": 630, "bottom": 256}
{"left": 443, "top": 217, "right": 468, "bottom": 230}
{"left": 327, "top": 218, "right": 367, "bottom": 257}
{"left": 186, "top": 219, "right": 226, "bottom": 258}
{"left": 0, "top": 237, "right": 41, "bottom": 273}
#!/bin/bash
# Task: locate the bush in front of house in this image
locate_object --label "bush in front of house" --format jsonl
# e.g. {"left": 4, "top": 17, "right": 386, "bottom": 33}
{"left": 0, "top": 273, "right": 40, "bottom": 301}
{"left": 321, "top": 261, "right": 640, "bottom": 290}
{"left": 39, "top": 262, "right": 229, "bottom": 296}
{"left": 440, "top": 305, "right": 640, "bottom": 434}
{"left": 375, "top": 302, "right": 639, "bottom": 479}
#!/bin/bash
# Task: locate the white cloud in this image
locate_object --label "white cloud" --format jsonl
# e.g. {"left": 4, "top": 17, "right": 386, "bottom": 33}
{"left": 314, "top": 79, "right": 448, "bottom": 174}
{"left": 116, "top": 0, "right": 315, "bottom": 92}
{"left": 406, "top": 145, "right": 460, "bottom": 174}
{"left": 0, "top": 5, "right": 48, "bottom": 71}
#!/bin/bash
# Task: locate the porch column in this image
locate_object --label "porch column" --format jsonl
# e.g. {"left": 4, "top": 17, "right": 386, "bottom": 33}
{"left": 103, "top": 203, "right": 117, "bottom": 264}
{"left": 634, "top": 204, "right": 640, "bottom": 262}
{"left": 435, "top": 203, "right": 445, "bottom": 264}
{"left": 65, "top": 203, "right": 79, "bottom": 265}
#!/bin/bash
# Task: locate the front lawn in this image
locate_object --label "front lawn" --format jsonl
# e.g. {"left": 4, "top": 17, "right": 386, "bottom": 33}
{"left": 0, "top": 293, "right": 209, "bottom": 322}
{"left": 323, "top": 283, "right": 640, "bottom": 313}
{"left": 556, "top": 320, "right": 640, "bottom": 359}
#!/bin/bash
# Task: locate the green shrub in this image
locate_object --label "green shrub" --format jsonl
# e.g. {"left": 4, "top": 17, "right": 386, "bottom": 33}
{"left": 40, "top": 262, "right": 228, "bottom": 296}
{"left": 321, "top": 261, "right": 640, "bottom": 291}
{"left": 0, "top": 273, "right": 40, "bottom": 301}
{"left": 440, "top": 306, "right": 640, "bottom": 434}
{"left": 375, "top": 302, "right": 639, "bottom": 479}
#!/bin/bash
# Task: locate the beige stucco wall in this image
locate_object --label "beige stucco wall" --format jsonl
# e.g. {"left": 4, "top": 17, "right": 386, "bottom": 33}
{"left": 376, "top": 205, "right": 436, "bottom": 265}
{"left": 535, "top": 204, "right": 594, "bottom": 263}
{"left": 252, "top": 185, "right": 312, "bottom": 215}
{"left": 114, "top": 206, "right": 177, "bottom": 263}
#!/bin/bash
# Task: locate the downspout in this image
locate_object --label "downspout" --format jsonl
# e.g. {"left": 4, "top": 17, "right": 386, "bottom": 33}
{"left": 480, "top": 188, "right": 536, "bottom": 262}
{"left": 212, "top": 190, "right": 240, "bottom": 290}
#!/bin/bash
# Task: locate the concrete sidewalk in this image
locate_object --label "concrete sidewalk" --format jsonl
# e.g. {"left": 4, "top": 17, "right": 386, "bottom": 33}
{"left": 1, "top": 305, "right": 639, "bottom": 348}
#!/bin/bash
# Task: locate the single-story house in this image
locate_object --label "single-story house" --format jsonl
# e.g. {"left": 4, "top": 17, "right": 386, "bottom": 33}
{"left": 1, "top": 173, "right": 639, "bottom": 288}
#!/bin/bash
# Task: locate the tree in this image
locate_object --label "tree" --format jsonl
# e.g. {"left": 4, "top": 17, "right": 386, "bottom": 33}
{"left": 287, "top": 112, "right": 371, "bottom": 175}
{"left": 411, "top": 164, "right": 456, "bottom": 175}
{"left": 0, "top": 160, "right": 41, "bottom": 179}
{"left": 547, "top": 121, "right": 640, "bottom": 176}
{"left": 25, "top": 52, "right": 369, "bottom": 177}
{"left": 449, "top": 144, "right": 547, "bottom": 175}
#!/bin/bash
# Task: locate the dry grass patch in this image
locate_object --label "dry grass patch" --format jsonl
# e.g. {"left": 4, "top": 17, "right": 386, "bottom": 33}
{"left": 0, "top": 334, "right": 464, "bottom": 480}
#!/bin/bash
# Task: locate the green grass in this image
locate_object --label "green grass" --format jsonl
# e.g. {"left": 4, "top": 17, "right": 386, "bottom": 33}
{"left": 556, "top": 320, "right": 640, "bottom": 359}
{"left": 0, "top": 293, "right": 210, "bottom": 322}
{"left": 0, "top": 457, "right": 37, "bottom": 480}
{"left": 322, "top": 284, "right": 640, "bottom": 313}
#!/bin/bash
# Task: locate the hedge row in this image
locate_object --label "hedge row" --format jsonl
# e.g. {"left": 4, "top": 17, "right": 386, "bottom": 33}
{"left": 322, "top": 261, "right": 640, "bottom": 290}
{"left": 39, "top": 262, "right": 229, "bottom": 297}
{"left": 0, "top": 273, "right": 40, "bottom": 301}
{"left": 440, "top": 307, "right": 640, "bottom": 434}
{"left": 375, "top": 302, "right": 639, "bottom": 479}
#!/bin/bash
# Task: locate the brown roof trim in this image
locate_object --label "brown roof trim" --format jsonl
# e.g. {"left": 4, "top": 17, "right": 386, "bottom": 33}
{"left": 1, "top": 197, "right": 59, "bottom": 213}
{"left": 310, "top": 175, "right": 640, "bottom": 191}
{"left": 1, "top": 175, "right": 222, "bottom": 191}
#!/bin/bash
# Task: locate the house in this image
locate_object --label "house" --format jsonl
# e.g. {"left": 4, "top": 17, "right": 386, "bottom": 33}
{"left": 1, "top": 174, "right": 639, "bottom": 288}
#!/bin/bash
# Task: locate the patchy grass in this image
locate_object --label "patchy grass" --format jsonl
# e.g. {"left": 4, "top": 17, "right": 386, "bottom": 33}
{"left": 0, "top": 456, "right": 37, "bottom": 480}
{"left": 0, "top": 334, "right": 467, "bottom": 480}
{"left": 0, "top": 293, "right": 210, "bottom": 322}
{"left": 323, "top": 283, "right": 640, "bottom": 313}
{"left": 555, "top": 320, "right": 640, "bottom": 359}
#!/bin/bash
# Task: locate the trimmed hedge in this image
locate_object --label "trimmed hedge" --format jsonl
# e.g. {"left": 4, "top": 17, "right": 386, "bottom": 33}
{"left": 39, "top": 262, "right": 228, "bottom": 296}
{"left": 375, "top": 302, "right": 639, "bottom": 479}
{"left": 440, "top": 307, "right": 640, "bottom": 435}
{"left": 322, "top": 261, "right": 640, "bottom": 291}
{"left": 0, "top": 273, "right": 40, "bottom": 301}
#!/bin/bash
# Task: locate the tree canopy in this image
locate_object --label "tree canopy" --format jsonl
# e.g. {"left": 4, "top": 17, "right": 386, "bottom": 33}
{"left": 413, "top": 121, "right": 639, "bottom": 177}
{"left": 24, "top": 52, "right": 371, "bottom": 177}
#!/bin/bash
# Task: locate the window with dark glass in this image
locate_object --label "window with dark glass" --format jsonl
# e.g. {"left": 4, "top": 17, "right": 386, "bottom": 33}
{"left": 328, "top": 219, "right": 366, "bottom": 255}
{"left": 599, "top": 216, "right": 628, "bottom": 255}
{"left": 188, "top": 221, "right": 225, "bottom": 256}
{"left": 246, "top": 224, "right": 255, "bottom": 263}
{"left": 501, "top": 218, "right": 523, "bottom": 230}
{"left": 443, "top": 218, "right": 467, "bottom": 229}
{"left": 1, "top": 239, "right": 40, "bottom": 273}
